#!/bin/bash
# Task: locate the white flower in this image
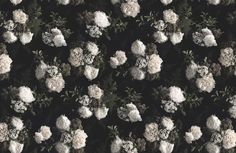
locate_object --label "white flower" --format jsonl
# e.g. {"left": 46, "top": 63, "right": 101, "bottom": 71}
{"left": 130, "top": 67, "right": 145, "bottom": 80}
{"left": 11, "top": 117, "right": 24, "bottom": 131}
{"left": 56, "top": 115, "right": 71, "bottom": 131}
{"left": 110, "top": 57, "right": 120, "bottom": 69}
{"left": 120, "top": 1, "right": 140, "bottom": 18}
{"left": 115, "top": 50, "right": 127, "bottom": 65}
{"left": 163, "top": 9, "right": 179, "bottom": 24}
{"left": 55, "top": 143, "right": 70, "bottom": 153}
{"left": 203, "top": 35, "right": 217, "bottom": 47}
{"left": 45, "top": 74, "right": 65, "bottom": 93}
{"left": 3, "top": 31, "right": 17, "bottom": 43}
{"left": 186, "top": 61, "right": 198, "bottom": 80}
{"left": 153, "top": 31, "right": 168, "bottom": 43}
{"left": 72, "top": 129, "right": 88, "bottom": 149}
{"left": 39, "top": 126, "right": 52, "bottom": 140}
{"left": 110, "top": 51, "right": 127, "bottom": 69}
{"left": 86, "top": 42, "right": 99, "bottom": 56}
{"left": 143, "top": 123, "right": 159, "bottom": 142}
{"left": 19, "top": 32, "right": 33, "bottom": 45}
{"left": 170, "top": 32, "right": 184, "bottom": 45}
{"left": 147, "top": 54, "right": 163, "bottom": 74}
{"left": 228, "top": 106, "right": 236, "bottom": 119}
{"left": 159, "top": 141, "right": 174, "bottom": 153}
{"left": 222, "top": 129, "right": 236, "bottom": 149}
{"left": 12, "top": 9, "right": 28, "bottom": 24}
{"left": 0, "top": 123, "right": 9, "bottom": 142}
{"left": 193, "top": 28, "right": 217, "bottom": 47}
{"left": 84, "top": 65, "right": 99, "bottom": 80}
{"left": 78, "top": 106, "right": 93, "bottom": 119}
{"left": 207, "top": 0, "right": 221, "bottom": 5}
{"left": 18, "top": 86, "right": 35, "bottom": 103}
{"left": 57, "top": 0, "right": 70, "bottom": 5}
{"left": 196, "top": 74, "right": 215, "bottom": 93}
{"left": 35, "top": 61, "right": 48, "bottom": 80}
{"left": 168, "top": 86, "right": 185, "bottom": 103}
{"left": 185, "top": 132, "right": 194, "bottom": 144}
{"left": 185, "top": 126, "right": 202, "bottom": 143}
{"left": 43, "top": 28, "right": 67, "bottom": 47}
{"left": 218, "top": 47, "right": 235, "bottom": 67}
{"left": 206, "top": 143, "right": 220, "bottom": 153}
{"left": 94, "top": 11, "right": 110, "bottom": 28}
{"left": 190, "top": 126, "right": 202, "bottom": 140}
{"left": 111, "top": 136, "right": 122, "bottom": 153}
{"left": 117, "top": 103, "right": 142, "bottom": 122}
{"left": 53, "top": 34, "right": 67, "bottom": 47}
{"left": 206, "top": 115, "right": 221, "bottom": 131}
{"left": 128, "top": 109, "right": 142, "bottom": 122}
{"left": 126, "top": 103, "right": 142, "bottom": 122}
{"left": 88, "top": 84, "right": 104, "bottom": 100}
{"left": 34, "top": 132, "right": 44, "bottom": 144}
{"left": 8, "top": 140, "right": 24, "bottom": 153}
{"left": 131, "top": 40, "right": 146, "bottom": 56}
{"left": 35, "top": 126, "right": 52, "bottom": 143}
{"left": 68, "top": 47, "right": 84, "bottom": 67}
{"left": 94, "top": 107, "right": 109, "bottom": 120}
{"left": 10, "top": 0, "right": 22, "bottom": 5}
{"left": 0, "top": 54, "right": 13, "bottom": 74}
{"left": 160, "top": 0, "right": 172, "bottom": 5}
{"left": 161, "top": 117, "right": 174, "bottom": 130}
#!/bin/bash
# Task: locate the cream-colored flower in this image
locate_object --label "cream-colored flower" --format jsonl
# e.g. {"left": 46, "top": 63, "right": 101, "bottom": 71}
{"left": 13, "top": 9, "right": 28, "bottom": 24}
{"left": 72, "top": 129, "right": 88, "bottom": 149}
{"left": 222, "top": 129, "right": 236, "bottom": 149}
{"left": 56, "top": 115, "right": 71, "bottom": 131}
{"left": 163, "top": 9, "right": 179, "bottom": 24}
{"left": 0, "top": 54, "right": 13, "bottom": 74}
{"left": 94, "top": 11, "right": 110, "bottom": 28}
{"left": 121, "top": 1, "right": 140, "bottom": 18}
{"left": 88, "top": 84, "right": 104, "bottom": 100}
{"left": 147, "top": 54, "right": 163, "bottom": 74}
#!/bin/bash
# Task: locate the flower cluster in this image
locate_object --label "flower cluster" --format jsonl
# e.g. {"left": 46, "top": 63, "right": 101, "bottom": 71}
{"left": 186, "top": 61, "right": 216, "bottom": 93}
{"left": 143, "top": 117, "right": 175, "bottom": 153}
{"left": 68, "top": 41, "right": 102, "bottom": 80}
{"left": 0, "top": 44, "right": 12, "bottom": 76}
{"left": 160, "top": 86, "right": 186, "bottom": 113}
{"left": 11, "top": 86, "right": 35, "bottom": 113}
{"left": 42, "top": 28, "right": 67, "bottom": 47}
{"left": 85, "top": 11, "right": 110, "bottom": 38}
{"left": 78, "top": 84, "right": 109, "bottom": 120}
{"left": 35, "top": 61, "right": 65, "bottom": 93}
{"left": 55, "top": 115, "right": 88, "bottom": 153}
{"left": 2, "top": 9, "right": 33, "bottom": 45}
{"left": 192, "top": 28, "right": 217, "bottom": 47}
{"left": 130, "top": 40, "right": 163, "bottom": 80}
{"left": 153, "top": 9, "right": 184, "bottom": 45}
{"left": 0, "top": 117, "right": 26, "bottom": 153}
